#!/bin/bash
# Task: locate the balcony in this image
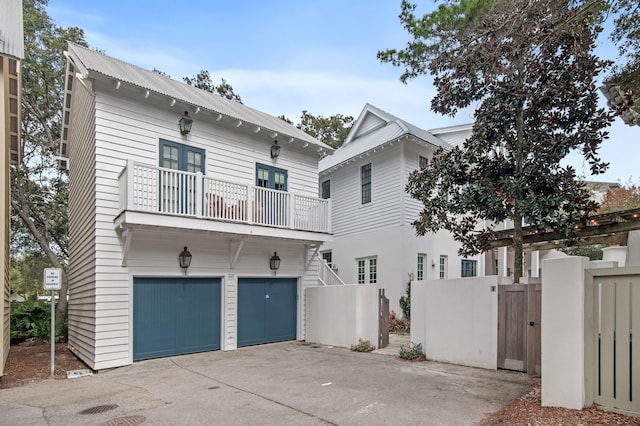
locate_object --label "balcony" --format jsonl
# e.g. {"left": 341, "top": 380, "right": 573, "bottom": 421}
{"left": 115, "top": 160, "right": 332, "bottom": 241}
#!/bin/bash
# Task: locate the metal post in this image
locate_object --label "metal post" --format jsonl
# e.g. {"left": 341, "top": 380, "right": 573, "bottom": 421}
{"left": 50, "top": 290, "right": 55, "bottom": 377}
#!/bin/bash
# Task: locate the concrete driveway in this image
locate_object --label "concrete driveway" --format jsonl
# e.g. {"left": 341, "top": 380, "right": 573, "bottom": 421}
{"left": 0, "top": 341, "right": 532, "bottom": 426}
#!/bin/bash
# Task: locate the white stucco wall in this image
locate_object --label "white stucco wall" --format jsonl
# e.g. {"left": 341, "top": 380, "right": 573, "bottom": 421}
{"left": 627, "top": 230, "right": 640, "bottom": 267}
{"left": 541, "top": 256, "right": 618, "bottom": 409}
{"left": 412, "top": 276, "right": 499, "bottom": 369}
{"left": 305, "top": 284, "right": 379, "bottom": 349}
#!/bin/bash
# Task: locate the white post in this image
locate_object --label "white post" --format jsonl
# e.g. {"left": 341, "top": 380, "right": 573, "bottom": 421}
{"left": 327, "top": 198, "right": 332, "bottom": 233}
{"left": 195, "top": 172, "right": 203, "bottom": 218}
{"left": 43, "top": 268, "right": 62, "bottom": 377}
{"left": 289, "top": 193, "right": 296, "bottom": 229}
{"left": 541, "top": 256, "right": 589, "bottom": 409}
{"left": 531, "top": 250, "right": 540, "bottom": 277}
{"left": 50, "top": 291, "right": 55, "bottom": 377}
{"left": 126, "top": 159, "right": 135, "bottom": 210}
{"left": 247, "top": 186, "right": 254, "bottom": 224}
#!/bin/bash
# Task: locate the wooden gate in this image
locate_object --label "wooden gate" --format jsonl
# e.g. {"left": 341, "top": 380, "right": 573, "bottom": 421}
{"left": 497, "top": 283, "right": 541, "bottom": 375}
{"left": 378, "top": 288, "right": 389, "bottom": 349}
{"left": 590, "top": 272, "right": 640, "bottom": 414}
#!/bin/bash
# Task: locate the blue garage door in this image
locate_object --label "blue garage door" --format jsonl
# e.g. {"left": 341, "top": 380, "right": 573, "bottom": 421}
{"left": 237, "top": 278, "right": 297, "bottom": 347}
{"left": 133, "top": 277, "right": 221, "bottom": 361}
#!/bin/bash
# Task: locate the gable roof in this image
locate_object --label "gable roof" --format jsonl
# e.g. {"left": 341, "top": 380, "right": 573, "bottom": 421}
{"left": 319, "top": 103, "right": 451, "bottom": 172}
{"left": 64, "top": 42, "right": 332, "bottom": 154}
{"left": 0, "top": 0, "right": 24, "bottom": 59}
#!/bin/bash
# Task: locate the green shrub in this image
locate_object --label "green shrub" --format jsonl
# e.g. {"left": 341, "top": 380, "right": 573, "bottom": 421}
{"left": 350, "top": 338, "right": 375, "bottom": 352}
{"left": 399, "top": 342, "right": 426, "bottom": 361}
{"left": 10, "top": 300, "right": 66, "bottom": 344}
{"left": 399, "top": 275, "right": 411, "bottom": 320}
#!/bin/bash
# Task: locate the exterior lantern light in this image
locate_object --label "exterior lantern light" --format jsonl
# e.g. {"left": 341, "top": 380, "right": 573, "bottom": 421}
{"left": 269, "top": 252, "right": 281, "bottom": 272}
{"left": 179, "top": 247, "right": 192, "bottom": 273}
{"left": 270, "top": 140, "right": 281, "bottom": 159}
{"left": 179, "top": 111, "right": 193, "bottom": 135}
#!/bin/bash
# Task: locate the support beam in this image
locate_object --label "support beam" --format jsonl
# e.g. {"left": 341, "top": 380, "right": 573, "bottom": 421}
{"left": 230, "top": 239, "right": 245, "bottom": 269}
{"left": 121, "top": 229, "right": 133, "bottom": 267}
{"left": 305, "top": 244, "right": 320, "bottom": 271}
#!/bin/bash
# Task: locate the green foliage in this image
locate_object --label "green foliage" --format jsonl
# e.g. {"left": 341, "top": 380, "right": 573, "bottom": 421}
{"left": 350, "top": 338, "right": 375, "bottom": 352}
{"left": 560, "top": 245, "right": 604, "bottom": 260}
{"left": 399, "top": 275, "right": 411, "bottom": 320}
{"left": 10, "top": 300, "right": 59, "bottom": 344}
{"left": 10, "top": 253, "right": 52, "bottom": 300}
{"left": 380, "top": 0, "right": 614, "bottom": 282}
{"left": 183, "top": 70, "right": 243, "bottom": 103}
{"left": 296, "top": 110, "right": 353, "bottom": 149}
{"left": 399, "top": 342, "right": 426, "bottom": 361}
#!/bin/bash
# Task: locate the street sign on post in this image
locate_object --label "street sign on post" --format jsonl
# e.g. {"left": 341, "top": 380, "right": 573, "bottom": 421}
{"left": 44, "top": 268, "right": 62, "bottom": 290}
{"left": 43, "top": 268, "right": 62, "bottom": 377}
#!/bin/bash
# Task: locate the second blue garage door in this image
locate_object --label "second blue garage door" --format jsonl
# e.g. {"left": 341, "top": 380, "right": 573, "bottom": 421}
{"left": 237, "top": 278, "right": 297, "bottom": 347}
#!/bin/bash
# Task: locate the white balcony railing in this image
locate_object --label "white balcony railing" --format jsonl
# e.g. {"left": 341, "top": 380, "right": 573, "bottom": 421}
{"left": 118, "top": 160, "right": 331, "bottom": 233}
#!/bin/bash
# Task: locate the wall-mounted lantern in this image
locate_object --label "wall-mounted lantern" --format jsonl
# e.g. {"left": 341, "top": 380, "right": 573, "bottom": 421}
{"left": 270, "top": 140, "right": 281, "bottom": 159}
{"left": 269, "top": 252, "right": 281, "bottom": 273}
{"left": 179, "top": 111, "right": 193, "bottom": 135}
{"left": 179, "top": 247, "right": 192, "bottom": 274}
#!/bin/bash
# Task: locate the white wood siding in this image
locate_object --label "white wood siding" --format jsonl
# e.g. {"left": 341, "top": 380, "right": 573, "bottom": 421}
{"left": 329, "top": 143, "right": 403, "bottom": 237}
{"left": 70, "top": 79, "right": 323, "bottom": 369}
{"left": 402, "top": 142, "right": 439, "bottom": 225}
{"left": 67, "top": 77, "right": 99, "bottom": 368}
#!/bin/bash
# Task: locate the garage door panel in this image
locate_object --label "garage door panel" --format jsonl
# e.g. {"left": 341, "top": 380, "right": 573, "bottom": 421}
{"left": 133, "top": 279, "right": 179, "bottom": 360}
{"left": 237, "top": 280, "right": 267, "bottom": 347}
{"left": 265, "top": 281, "right": 296, "bottom": 342}
{"left": 134, "top": 278, "right": 220, "bottom": 361}
{"left": 238, "top": 278, "right": 297, "bottom": 347}
{"left": 176, "top": 281, "right": 221, "bottom": 354}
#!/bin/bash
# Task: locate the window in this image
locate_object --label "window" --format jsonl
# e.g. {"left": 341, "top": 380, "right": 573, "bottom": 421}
{"left": 369, "top": 258, "right": 377, "bottom": 284}
{"left": 419, "top": 155, "right": 429, "bottom": 169}
{"left": 357, "top": 260, "right": 366, "bottom": 284}
{"left": 417, "top": 254, "right": 425, "bottom": 281}
{"left": 159, "top": 140, "right": 205, "bottom": 214}
{"left": 256, "top": 163, "right": 288, "bottom": 191}
{"left": 321, "top": 180, "right": 331, "bottom": 199}
{"left": 439, "top": 255, "right": 448, "bottom": 279}
{"left": 322, "top": 251, "right": 333, "bottom": 268}
{"left": 357, "top": 256, "right": 377, "bottom": 284}
{"left": 160, "top": 139, "right": 205, "bottom": 172}
{"left": 461, "top": 259, "right": 477, "bottom": 277}
{"left": 361, "top": 163, "right": 371, "bottom": 204}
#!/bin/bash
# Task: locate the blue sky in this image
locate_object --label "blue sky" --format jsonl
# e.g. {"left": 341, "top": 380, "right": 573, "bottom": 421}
{"left": 47, "top": 0, "right": 638, "bottom": 184}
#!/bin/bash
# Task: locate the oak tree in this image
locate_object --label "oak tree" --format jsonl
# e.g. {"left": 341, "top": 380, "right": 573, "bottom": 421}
{"left": 11, "top": 0, "right": 86, "bottom": 321}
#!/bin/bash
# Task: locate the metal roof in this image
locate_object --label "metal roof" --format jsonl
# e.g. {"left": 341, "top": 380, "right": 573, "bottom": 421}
{"left": 66, "top": 42, "right": 332, "bottom": 154}
{"left": 319, "top": 103, "right": 450, "bottom": 172}
{"left": 0, "top": 0, "right": 24, "bottom": 59}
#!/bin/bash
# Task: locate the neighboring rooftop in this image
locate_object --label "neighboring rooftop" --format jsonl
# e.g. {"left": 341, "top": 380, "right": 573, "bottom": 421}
{"left": 0, "top": 0, "right": 24, "bottom": 59}
{"left": 320, "top": 103, "right": 451, "bottom": 172}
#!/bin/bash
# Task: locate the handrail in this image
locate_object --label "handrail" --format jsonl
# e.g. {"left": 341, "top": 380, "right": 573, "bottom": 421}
{"left": 317, "top": 255, "right": 345, "bottom": 286}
